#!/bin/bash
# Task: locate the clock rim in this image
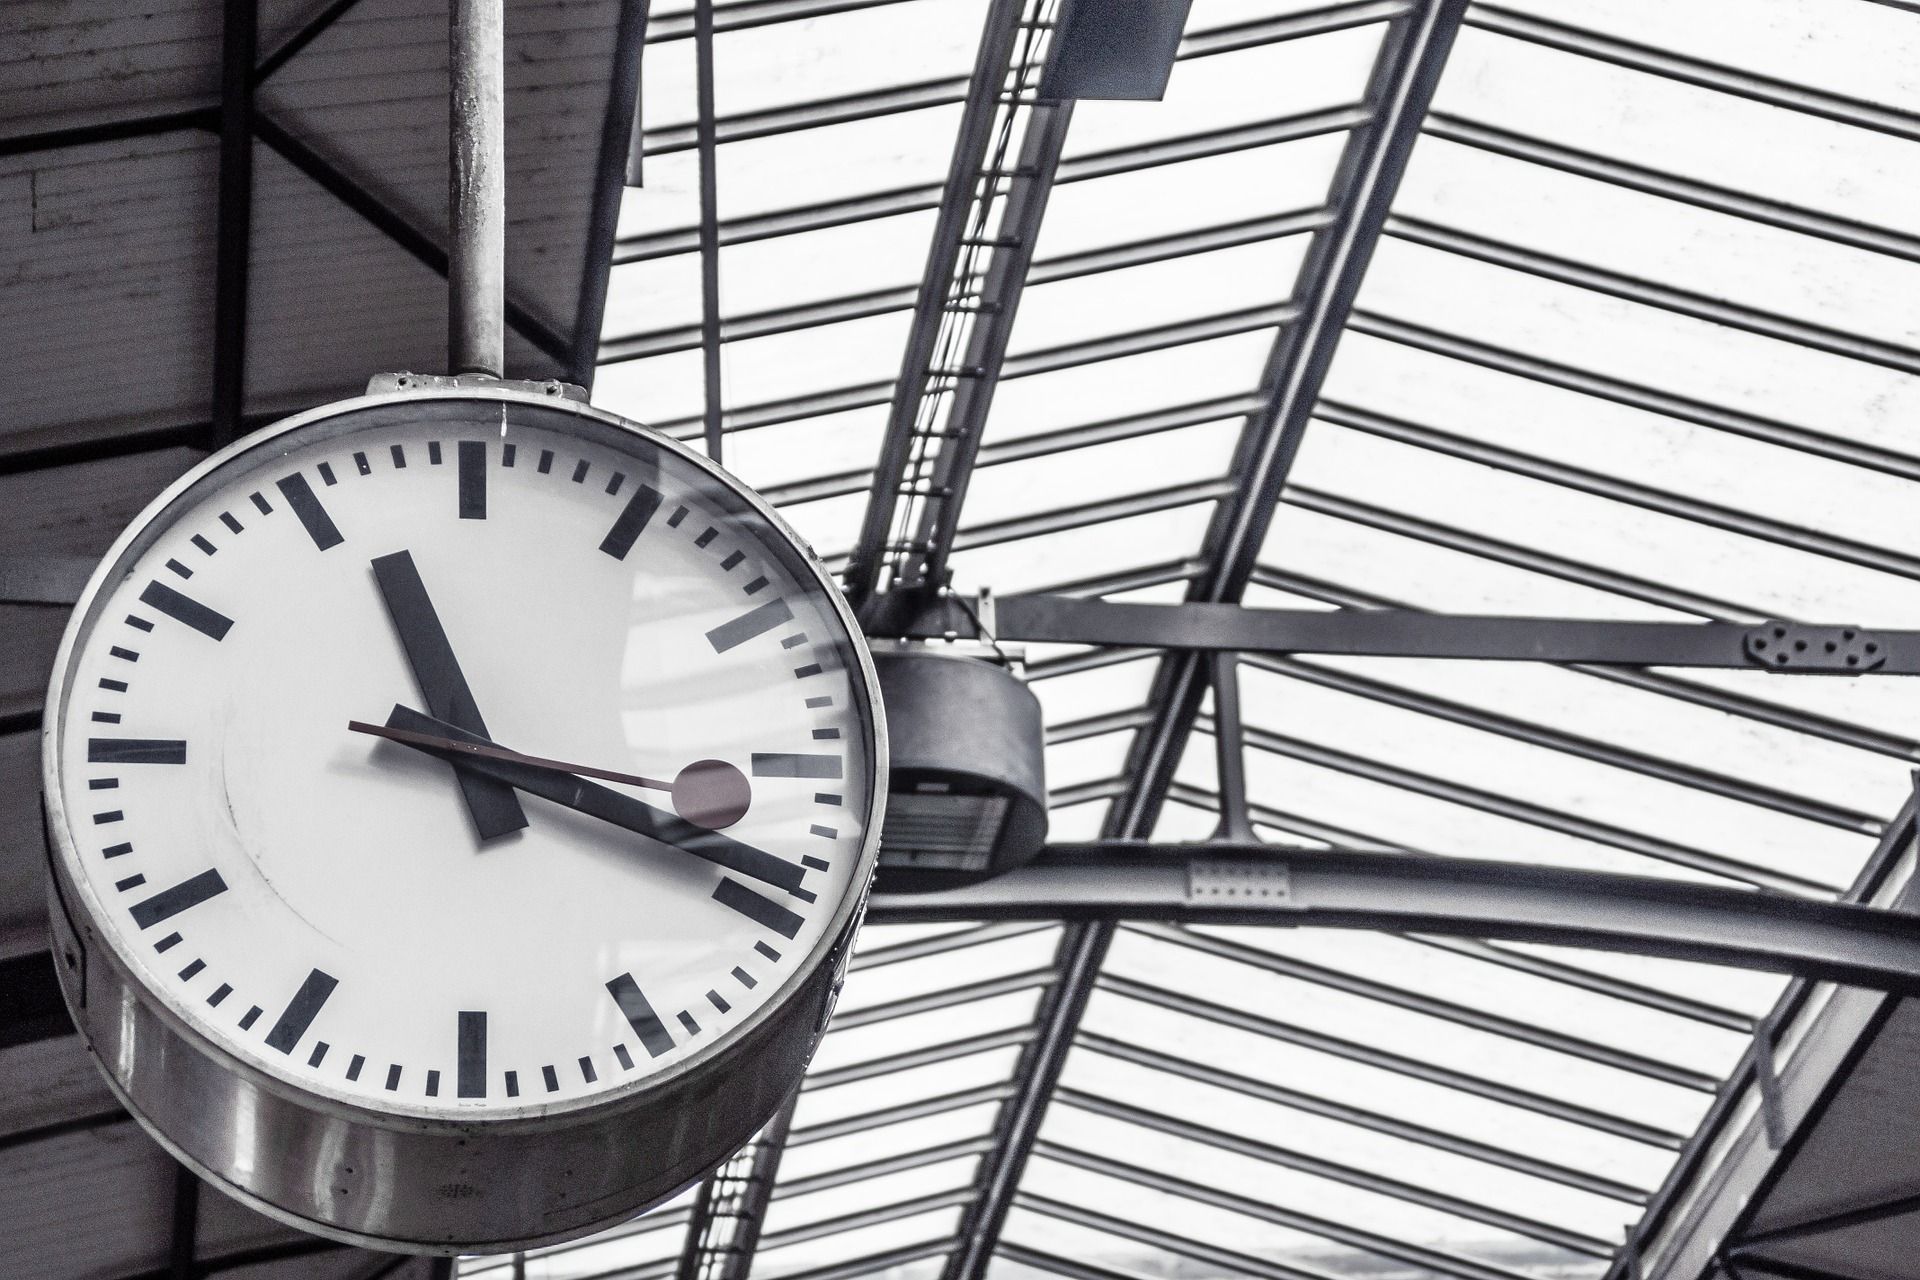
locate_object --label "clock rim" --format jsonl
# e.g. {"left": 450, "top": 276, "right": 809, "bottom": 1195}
{"left": 42, "top": 385, "right": 888, "bottom": 1132}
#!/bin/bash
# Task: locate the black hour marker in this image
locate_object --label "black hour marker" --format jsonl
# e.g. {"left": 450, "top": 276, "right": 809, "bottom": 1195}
{"left": 815, "top": 793, "right": 842, "bottom": 806}
{"left": 115, "top": 875, "right": 146, "bottom": 891}
{"left": 810, "top": 824, "right": 837, "bottom": 839}
{"left": 606, "top": 973, "right": 675, "bottom": 1058}
{"left": 109, "top": 647, "right": 139, "bottom": 662}
{"left": 165, "top": 559, "right": 192, "bottom": 579}
{"left": 386, "top": 1065, "right": 402, "bottom": 1091}
{"left": 668, "top": 506, "right": 688, "bottom": 527}
{"left": 130, "top": 868, "right": 228, "bottom": 929}
{"left": 309, "top": 1042, "right": 329, "bottom": 1068}
{"left": 579, "top": 1056, "right": 597, "bottom": 1084}
{"left": 140, "top": 581, "right": 233, "bottom": 641}
{"left": 614, "top": 1044, "right": 635, "bottom": 1070}
{"left": 707, "top": 990, "right": 730, "bottom": 1013}
{"left": 89, "top": 738, "right": 187, "bottom": 765}
{"left": 803, "top": 855, "right": 830, "bottom": 871}
{"left": 606, "top": 472, "right": 625, "bottom": 496}
{"left": 100, "top": 678, "right": 127, "bottom": 692}
{"left": 192, "top": 535, "right": 216, "bottom": 556}
{"left": 505, "top": 1070, "right": 519, "bottom": 1096}
{"left": 318, "top": 462, "right": 337, "bottom": 486}
{"left": 391, "top": 444, "right": 407, "bottom": 468}
{"left": 812, "top": 727, "right": 840, "bottom": 741}
{"left": 426, "top": 1071, "right": 440, "bottom": 1097}
{"left": 503, "top": 443, "right": 517, "bottom": 467}
{"left": 805, "top": 696, "right": 833, "bottom": 708}
{"left": 458, "top": 442, "right": 486, "bottom": 519}
{"left": 250, "top": 491, "right": 272, "bottom": 514}
{"left": 103, "top": 842, "right": 132, "bottom": 858}
{"left": 794, "top": 664, "right": 823, "bottom": 678}
{"left": 782, "top": 634, "right": 808, "bottom": 649}
{"left": 743, "top": 576, "right": 769, "bottom": 595}
{"left": 348, "top": 1054, "right": 365, "bottom": 1081}
{"left": 571, "top": 459, "right": 589, "bottom": 484}
{"left": 429, "top": 441, "right": 443, "bottom": 465}
{"left": 126, "top": 613, "right": 153, "bottom": 630}
{"left": 707, "top": 598, "right": 794, "bottom": 653}
{"left": 90, "top": 778, "right": 117, "bottom": 790}
{"left": 599, "top": 483, "right": 663, "bottom": 560}
{"left": 732, "top": 966, "right": 756, "bottom": 989}
{"left": 713, "top": 877, "right": 804, "bottom": 939}
{"left": 542, "top": 1065, "right": 559, "bottom": 1092}
{"left": 239, "top": 1004, "right": 261, "bottom": 1028}
{"left": 537, "top": 449, "right": 553, "bottom": 474}
{"left": 354, "top": 451, "right": 371, "bottom": 475}
{"left": 458, "top": 1011, "right": 487, "bottom": 1098}
{"left": 156, "top": 932, "right": 183, "bottom": 953}
{"left": 179, "top": 959, "right": 205, "bottom": 980}
{"left": 755, "top": 941, "right": 781, "bottom": 962}
{"left": 678, "top": 1011, "right": 701, "bottom": 1035}
{"left": 721, "top": 551, "right": 743, "bottom": 570}
{"left": 91, "top": 712, "right": 120, "bottom": 724}
{"left": 221, "top": 512, "right": 244, "bottom": 533}
{"left": 208, "top": 984, "right": 231, "bottom": 1007}
{"left": 752, "top": 753, "right": 842, "bottom": 779}
{"left": 694, "top": 527, "right": 717, "bottom": 548}
{"left": 278, "top": 473, "right": 344, "bottom": 550}
{"left": 94, "top": 811, "right": 123, "bottom": 824}
{"left": 265, "top": 968, "right": 338, "bottom": 1053}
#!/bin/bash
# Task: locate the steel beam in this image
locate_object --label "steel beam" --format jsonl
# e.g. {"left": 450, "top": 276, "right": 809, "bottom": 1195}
{"left": 674, "top": 1091, "right": 798, "bottom": 1280}
{"left": 868, "top": 843, "right": 1920, "bottom": 994}
{"left": 843, "top": 0, "right": 1035, "bottom": 608}
{"left": 693, "top": 0, "right": 724, "bottom": 461}
{"left": 570, "top": 0, "right": 651, "bottom": 386}
{"left": 209, "top": 0, "right": 257, "bottom": 449}
{"left": 893, "top": 593, "right": 1920, "bottom": 673}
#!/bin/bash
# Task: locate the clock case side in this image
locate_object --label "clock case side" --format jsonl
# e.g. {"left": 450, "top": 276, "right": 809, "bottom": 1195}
{"left": 40, "top": 387, "right": 890, "bottom": 1253}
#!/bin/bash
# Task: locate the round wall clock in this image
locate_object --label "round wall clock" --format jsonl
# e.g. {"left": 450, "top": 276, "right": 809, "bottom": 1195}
{"left": 40, "top": 384, "right": 886, "bottom": 1253}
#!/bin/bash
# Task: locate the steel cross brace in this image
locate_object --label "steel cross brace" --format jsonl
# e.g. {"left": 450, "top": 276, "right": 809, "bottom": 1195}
{"left": 868, "top": 843, "right": 1920, "bottom": 995}
{"left": 893, "top": 594, "right": 1914, "bottom": 674}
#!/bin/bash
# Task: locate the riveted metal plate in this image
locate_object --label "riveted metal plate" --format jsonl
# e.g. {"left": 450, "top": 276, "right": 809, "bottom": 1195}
{"left": 1745, "top": 622, "right": 1887, "bottom": 673}
{"left": 1187, "top": 858, "right": 1292, "bottom": 905}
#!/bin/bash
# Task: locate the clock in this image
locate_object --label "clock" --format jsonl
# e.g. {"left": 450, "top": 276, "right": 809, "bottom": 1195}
{"left": 40, "top": 383, "right": 886, "bottom": 1253}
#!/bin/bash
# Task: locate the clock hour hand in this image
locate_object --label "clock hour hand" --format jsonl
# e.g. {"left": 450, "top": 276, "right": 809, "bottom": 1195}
{"left": 370, "top": 551, "right": 527, "bottom": 840}
{"left": 362, "top": 705, "right": 807, "bottom": 895}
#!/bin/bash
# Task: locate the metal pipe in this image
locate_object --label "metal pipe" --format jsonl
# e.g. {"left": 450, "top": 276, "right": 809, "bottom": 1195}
{"left": 450, "top": 0, "right": 506, "bottom": 376}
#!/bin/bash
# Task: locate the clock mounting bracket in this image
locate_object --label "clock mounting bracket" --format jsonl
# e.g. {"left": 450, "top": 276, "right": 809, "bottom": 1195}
{"left": 366, "top": 371, "right": 589, "bottom": 402}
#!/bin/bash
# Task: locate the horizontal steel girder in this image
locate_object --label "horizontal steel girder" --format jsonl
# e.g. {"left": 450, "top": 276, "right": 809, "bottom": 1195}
{"left": 895, "top": 594, "right": 1920, "bottom": 673}
{"left": 866, "top": 843, "right": 1920, "bottom": 993}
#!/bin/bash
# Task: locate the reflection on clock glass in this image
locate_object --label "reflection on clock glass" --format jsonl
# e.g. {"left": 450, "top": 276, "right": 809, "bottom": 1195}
{"left": 50, "top": 399, "right": 875, "bottom": 1118}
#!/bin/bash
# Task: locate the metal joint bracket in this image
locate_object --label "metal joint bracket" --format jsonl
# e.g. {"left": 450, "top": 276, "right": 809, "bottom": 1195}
{"left": 366, "top": 371, "right": 588, "bottom": 402}
{"left": 1187, "top": 858, "right": 1292, "bottom": 905}
{"left": 1745, "top": 621, "right": 1886, "bottom": 673}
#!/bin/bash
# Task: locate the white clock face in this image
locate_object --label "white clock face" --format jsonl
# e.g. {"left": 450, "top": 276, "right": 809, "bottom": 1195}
{"left": 47, "top": 396, "right": 878, "bottom": 1119}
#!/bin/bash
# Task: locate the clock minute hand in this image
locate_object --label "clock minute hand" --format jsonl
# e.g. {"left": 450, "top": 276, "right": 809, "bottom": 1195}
{"left": 365, "top": 706, "right": 807, "bottom": 896}
{"left": 370, "top": 551, "right": 527, "bottom": 840}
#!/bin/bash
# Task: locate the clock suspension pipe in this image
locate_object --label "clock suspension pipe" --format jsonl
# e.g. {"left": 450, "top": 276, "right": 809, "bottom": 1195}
{"left": 450, "top": 0, "right": 506, "bottom": 377}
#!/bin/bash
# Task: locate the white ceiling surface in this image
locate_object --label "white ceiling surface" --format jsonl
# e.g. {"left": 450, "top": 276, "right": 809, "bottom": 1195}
{"left": 0, "top": 0, "right": 625, "bottom": 452}
{"left": 539, "top": 1, "right": 1920, "bottom": 1279}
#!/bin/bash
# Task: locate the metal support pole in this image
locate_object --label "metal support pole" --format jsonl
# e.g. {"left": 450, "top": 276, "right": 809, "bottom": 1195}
{"left": 1208, "top": 652, "right": 1256, "bottom": 843}
{"left": 450, "top": 0, "right": 507, "bottom": 376}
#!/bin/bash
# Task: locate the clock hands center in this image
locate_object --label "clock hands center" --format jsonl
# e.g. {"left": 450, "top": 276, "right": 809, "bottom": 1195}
{"left": 347, "top": 719, "right": 752, "bottom": 830}
{"left": 352, "top": 706, "right": 799, "bottom": 894}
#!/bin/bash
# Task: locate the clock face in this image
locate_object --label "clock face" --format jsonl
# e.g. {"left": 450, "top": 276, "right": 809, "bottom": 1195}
{"left": 46, "top": 395, "right": 879, "bottom": 1120}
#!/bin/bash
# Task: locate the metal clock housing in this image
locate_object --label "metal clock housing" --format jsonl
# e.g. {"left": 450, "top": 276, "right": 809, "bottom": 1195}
{"left": 41, "top": 386, "right": 886, "bottom": 1254}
